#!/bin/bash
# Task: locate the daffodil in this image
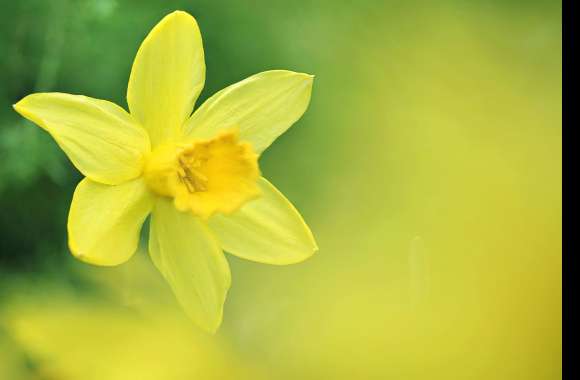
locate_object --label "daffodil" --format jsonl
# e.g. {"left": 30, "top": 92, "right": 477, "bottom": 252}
{"left": 13, "top": 11, "right": 317, "bottom": 332}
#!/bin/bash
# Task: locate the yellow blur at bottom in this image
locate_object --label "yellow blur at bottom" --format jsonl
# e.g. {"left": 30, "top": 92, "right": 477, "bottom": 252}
{"left": 0, "top": 257, "right": 267, "bottom": 380}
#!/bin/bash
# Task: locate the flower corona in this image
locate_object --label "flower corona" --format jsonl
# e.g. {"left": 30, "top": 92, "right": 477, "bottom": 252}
{"left": 144, "top": 130, "right": 261, "bottom": 219}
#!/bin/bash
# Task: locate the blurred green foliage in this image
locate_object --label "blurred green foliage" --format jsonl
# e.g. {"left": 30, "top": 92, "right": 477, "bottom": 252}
{"left": 1, "top": 0, "right": 561, "bottom": 379}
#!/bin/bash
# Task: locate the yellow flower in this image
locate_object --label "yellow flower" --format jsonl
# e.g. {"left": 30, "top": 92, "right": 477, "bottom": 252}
{"left": 13, "top": 11, "right": 317, "bottom": 332}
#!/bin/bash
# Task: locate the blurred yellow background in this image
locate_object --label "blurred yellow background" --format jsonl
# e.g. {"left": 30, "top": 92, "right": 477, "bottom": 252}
{"left": 0, "top": 0, "right": 561, "bottom": 379}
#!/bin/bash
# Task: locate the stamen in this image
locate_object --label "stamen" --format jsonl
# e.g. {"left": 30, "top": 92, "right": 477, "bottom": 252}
{"left": 178, "top": 155, "right": 208, "bottom": 193}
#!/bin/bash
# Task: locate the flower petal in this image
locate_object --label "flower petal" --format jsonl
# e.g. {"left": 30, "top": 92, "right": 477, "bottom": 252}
{"left": 184, "top": 70, "right": 314, "bottom": 154}
{"left": 13, "top": 93, "right": 150, "bottom": 185}
{"left": 208, "top": 177, "right": 318, "bottom": 265}
{"left": 127, "top": 11, "right": 205, "bottom": 146}
{"left": 68, "top": 177, "right": 154, "bottom": 266}
{"left": 149, "top": 199, "right": 231, "bottom": 332}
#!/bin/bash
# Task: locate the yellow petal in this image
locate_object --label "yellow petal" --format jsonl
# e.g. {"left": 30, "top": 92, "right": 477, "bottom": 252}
{"left": 68, "top": 177, "right": 154, "bottom": 266}
{"left": 184, "top": 70, "right": 314, "bottom": 154}
{"left": 149, "top": 199, "right": 231, "bottom": 332}
{"left": 208, "top": 177, "right": 318, "bottom": 265}
{"left": 13, "top": 93, "right": 150, "bottom": 185}
{"left": 127, "top": 11, "right": 205, "bottom": 147}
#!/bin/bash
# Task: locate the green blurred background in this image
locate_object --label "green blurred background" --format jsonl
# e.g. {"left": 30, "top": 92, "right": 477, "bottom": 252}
{"left": 0, "top": 0, "right": 561, "bottom": 379}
